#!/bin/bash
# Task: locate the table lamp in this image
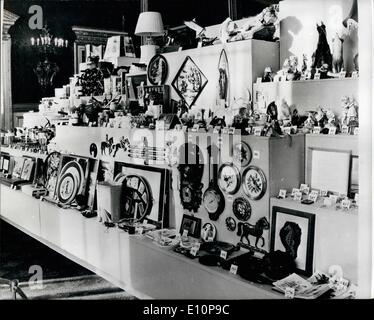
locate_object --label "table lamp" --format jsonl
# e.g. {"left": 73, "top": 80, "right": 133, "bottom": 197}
{"left": 135, "top": 11, "right": 164, "bottom": 65}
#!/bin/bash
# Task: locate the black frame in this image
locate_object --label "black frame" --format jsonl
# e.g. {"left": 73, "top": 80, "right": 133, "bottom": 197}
{"left": 171, "top": 56, "right": 208, "bottom": 108}
{"left": 179, "top": 214, "right": 202, "bottom": 238}
{"left": 147, "top": 54, "right": 168, "bottom": 85}
{"left": 348, "top": 155, "right": 358, "bottom": 199}
{"left": 113, "top": 162, "right": 169, "bottom": 228}
{"left": 271, "top": 206, "right": 315, "bottom": 276}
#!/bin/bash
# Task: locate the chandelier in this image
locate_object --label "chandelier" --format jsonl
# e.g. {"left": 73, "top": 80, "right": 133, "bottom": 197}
{"left": 30, "top": 26, "right": 68, "bottom": 94}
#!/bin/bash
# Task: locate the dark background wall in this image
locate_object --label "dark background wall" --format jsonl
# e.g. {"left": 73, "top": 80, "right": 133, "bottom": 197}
{"left": 4, "top": 0, "right": 275, "bottom": 104}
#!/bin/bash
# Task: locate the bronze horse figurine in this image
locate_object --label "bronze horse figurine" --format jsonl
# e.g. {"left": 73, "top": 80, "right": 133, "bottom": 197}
{"left": 237, "top": 217, "right": 270, "bottom": 248}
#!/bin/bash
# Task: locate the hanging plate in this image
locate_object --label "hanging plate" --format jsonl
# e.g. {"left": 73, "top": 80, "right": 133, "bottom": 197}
{"left": 218, "top": 49, "right": 230, "bottom": 106}
{"left": 233, "top": 141, "right": 252, "bottom": 167}
{"left": 233, "top": 197, "right": 252, "bottom": 221}
{"left": 147, "top": 54, "right": 168, "bottom": 85}
{"left": 57, "top": 172, "right": 79, "bottom": 204}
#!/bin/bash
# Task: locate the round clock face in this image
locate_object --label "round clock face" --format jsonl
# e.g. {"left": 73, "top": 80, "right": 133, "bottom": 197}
{"left": 242, "top": 166, "right": 267, "bottom": 200}
{"left": 233, "top": 197, "right": 252, "bottom": 221}
{"left": 225, "top": 217, "right": 237, "bottom": 231}
{"left": 123, "top": 175, "right": 152, "bottom": 221}
{"left": 233, "top": 142, "right": 252, "bottom": 167}
{"left": 218, "top": 163, "right": 241, "bottom": 195}
{"left": 203, "top": 188, "right": 223, "bottom": 214}
{"left": 57, "top": 172, "right": 78, "bottom": 204}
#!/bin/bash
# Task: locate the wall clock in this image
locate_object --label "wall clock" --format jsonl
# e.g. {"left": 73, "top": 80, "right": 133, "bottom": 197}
{"left": 122, "top": 174, "right": 152, "bottom": 222}
{"left": 233, "top": 141, "right": 252, "bottom": 167}
{"left": 147, "top": 54, "right": 168, "bottom": 85}
{"left": 57, "top": 172, "right": 79, "bottom": 205}
{"left": 242, "top": 166, "right": 267, "bottom": 200}
{"left": 233, "top": 197, "right": 252, "bottom": 221}
{"left": 203, "top": 144, "right": 225, "bottom": 221}
{"left": 225, "top": 216, "right": 237, "bottom": 232}
{"left": 218, "top": 163, "right": 241, "bottom": 195}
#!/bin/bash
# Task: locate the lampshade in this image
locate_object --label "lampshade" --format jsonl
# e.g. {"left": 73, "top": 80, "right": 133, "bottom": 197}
{"left": 135, "top": 11, "right": 164, "bottom": 37}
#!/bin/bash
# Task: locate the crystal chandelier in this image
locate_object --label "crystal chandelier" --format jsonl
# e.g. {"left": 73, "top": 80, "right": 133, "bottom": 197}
{"left": 30, "top": 25, "right": 68, "bottom": 94}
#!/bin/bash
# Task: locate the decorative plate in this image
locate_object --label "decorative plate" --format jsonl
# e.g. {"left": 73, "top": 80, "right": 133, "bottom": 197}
{"left": 43, "top": 151, "right": 61, "bottom": 195}
{"left": 171, "top": 56, "right": 208, "bottom": 108}
{"left": 57, "top": 172, "right": 79, "bottom": 204}
{"left": 201, "top": 222, "right": 217, "bottom": 242}
{"left": 232, "top": 197, "right": 252, "bottom": 221}
{"left": 147, "top": 54, "right": 168, "bottom": 85}
{"left": 225, "top": 216, "right": 237, "bottom": 231}
{"left": 122, "top": 175, "right": 152, "bottom": 221}
{"left": 233, "top": 142, "right": 252, "bottom": 167}
{"left": 59, "top": 161, "right": 84, "bottom": 194}
{"left": 218, "top": 163, "right": 241, "bottom": 195}
{"left": 242, "top": 166, "right": 267, "bottom": 200}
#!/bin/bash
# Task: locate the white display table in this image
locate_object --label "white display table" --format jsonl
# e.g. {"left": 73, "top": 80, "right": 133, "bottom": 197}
{"left": 0, "top": 184, "right": 281, "bottom": 299}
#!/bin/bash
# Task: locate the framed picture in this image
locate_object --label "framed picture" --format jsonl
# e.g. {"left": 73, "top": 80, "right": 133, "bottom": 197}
{"left": 12, "top": 157, "right": 25, "bottom": 178}
{"left": 179, "top": 214, "right": 202, "bottom": 238}
{"left": 171, "top": 56, "right": 208, "bottom": 108}
{"left": 113, "top": 162, "right": 169, "bottom": 228}
{"left": 271, "top": 206, "right": 315, "bottom": 276}
{"left": 309, "top": 148, "right": 351, "bottom": 195}
{"left": 21, "top": 158, "right": 35, "bottom": 181}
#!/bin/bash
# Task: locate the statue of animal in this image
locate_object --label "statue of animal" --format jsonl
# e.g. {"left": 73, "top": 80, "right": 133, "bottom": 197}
{"left": 237, "top": 217, "right": 270, "bottom": 248}
{"left": 331, "top": 32, "right": 344, "bottom": 73}
{"left": 101, "top": 134, "right": 114, "bottom": 155}
{"left": 311, "top": 22, "right": 332, "bottom": 75}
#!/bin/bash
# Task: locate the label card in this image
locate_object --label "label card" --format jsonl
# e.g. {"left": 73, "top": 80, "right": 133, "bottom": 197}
{"left": 278, "top": 189, "right": 287, "bottom": 199}
{"left": 324, "top": 198, "right": 333, "bottom": 207}
{"left": 353, "top": 127, "right": 359, "bottom": 135}
{"left": 342, "top": 199, "right": 351, "bottom": 209}
{"left": 182, "top": 229, "right": 189, "bottom": 237}
{"left": 313, "top": 127, "right": 321, "bottom": 134}
{"left": 222, "top": 127, "right": 229, "bottom": 134}
{"left": 256, "top": 77, "right": 262, "bottom": 84}
{"left": 220, "top": 250, "right": 228, "bottom": 260}
{"left": 354, "top": 193, "right": 359, "bottom": 203}
{"left": 253, "top": 150, "right": 260, "bottom": 159}
{"left": 314, "top": 72, "right": 321, "bottom": 80}
{"left": 213, "top": 126, "right": 221, "bottom": 134}
{"left": 320, "top": 189, "right": 328, "bottom": 197}
{"left": 283, "top": 127, "right": 292, "bottom": 135}
{"left": 339, "top": 70, "right": 347, "bottom": 79}
{"left": 292, "top": 188, "right": 300, "bottom": 196}
{"left": 351, "top": 71, "right": 359, "bottom": 78}
{"left": 143, "top": 219, "right": 148, "bottom": 225}
{"left": 300, "top": 184, "right": 309, "bottom": 194}
{"left": 228, "top": 127, "right": 236, "bottom": 135}
{"left": 328, "top": 127, "right": 337, "bottom": 135}
{"left": 285, "top": 287, "right": 295, "bottom": 299}
{"left": 207, "top": 236, "right": 214, "bottom": 242}
{"left": 190, "top": 246, "right": 199, "bottom": 256}
{"left": 254, "top": 127, "right": 262, "bottom": 136}
{"left": 294, "top": 191, "right": 303, "bottom": 201}
{"left": 341, "top": 125, "right": 349, "bottom": 134}
{"left": 329, "top": 195, "right": 338, "bottom": 204}
{"left": 191, "top": 124, "right": 200, "bottom": 132}
{"left": 230, "top": 264, "right": 238, "bottom": 275}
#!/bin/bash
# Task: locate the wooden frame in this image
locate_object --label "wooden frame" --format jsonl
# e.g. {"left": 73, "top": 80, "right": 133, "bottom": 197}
{"left": 171, "top": 56, "right": 208, "bottom": 108}
{"left": 271, "top": 206, "right": 315, "bottom": 276}
{"left": 179, "top": 214, "right": 202, "bottom": 238}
